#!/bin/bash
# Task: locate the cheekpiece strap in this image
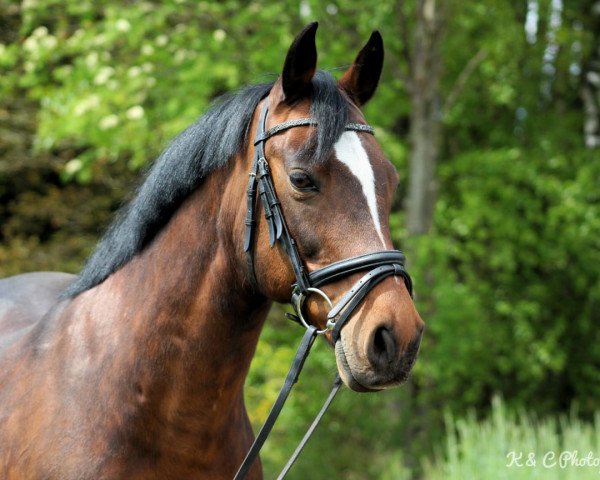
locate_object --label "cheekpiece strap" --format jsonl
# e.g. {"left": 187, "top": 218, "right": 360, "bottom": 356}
{"left": 245, "top": 100, "right": 312, "bottom": 294}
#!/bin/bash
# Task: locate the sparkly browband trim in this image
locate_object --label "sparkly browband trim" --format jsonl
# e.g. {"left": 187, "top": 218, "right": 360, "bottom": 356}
{"left": 254, "top": 118, "right": 375, "bottom": 144}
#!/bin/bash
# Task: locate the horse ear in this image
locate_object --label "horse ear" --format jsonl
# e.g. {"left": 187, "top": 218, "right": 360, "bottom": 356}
{"left": 338, "top": 31, "right": 384, "bottom": 107}
{"left": 281, "top": 22, "right": 318, "bottom": 103}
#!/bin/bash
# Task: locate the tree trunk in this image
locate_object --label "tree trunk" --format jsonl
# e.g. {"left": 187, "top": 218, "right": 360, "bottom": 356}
{"left": 395, "top": 1, "right": 446, "bottom": 472}
{"left": 581, "top": 1, "right": 600, "bottom": 149}
{"left": 405, "top": 0, "right": 444, "bottom": 236}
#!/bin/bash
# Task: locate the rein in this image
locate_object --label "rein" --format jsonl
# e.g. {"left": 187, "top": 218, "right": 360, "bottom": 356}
{"left": 235, "top": 100, "right": 413, "bottom": 479}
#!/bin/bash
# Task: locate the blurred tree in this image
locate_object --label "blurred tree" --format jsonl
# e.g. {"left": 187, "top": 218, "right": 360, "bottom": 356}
{"left": 581, "top": 1, "right": 600, "bottom": 148}
{"left": 401, "top": 0, "right": 445, "bottom": 237}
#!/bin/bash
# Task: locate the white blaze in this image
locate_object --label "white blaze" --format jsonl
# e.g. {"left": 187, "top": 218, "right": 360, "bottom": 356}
{"left": 333, "top": 131, "right": 386, "bottom": 246}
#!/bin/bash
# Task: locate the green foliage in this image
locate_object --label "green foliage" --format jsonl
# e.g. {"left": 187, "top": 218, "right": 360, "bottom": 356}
{"left": 415, "top": 145, "right": 600, "bottom": 415}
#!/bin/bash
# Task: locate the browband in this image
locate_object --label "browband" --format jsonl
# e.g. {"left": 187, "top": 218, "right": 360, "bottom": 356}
{"left": 254, "top": 118, "right": 375, "bottom": 144}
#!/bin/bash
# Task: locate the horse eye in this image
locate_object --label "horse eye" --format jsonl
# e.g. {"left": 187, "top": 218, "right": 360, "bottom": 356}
{"left": 289, "top": 171, "right": 317, "bottom": 191}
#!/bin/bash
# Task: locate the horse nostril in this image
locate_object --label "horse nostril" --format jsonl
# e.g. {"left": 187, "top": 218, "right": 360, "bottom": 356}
{"left": 370, "top": 326, "right": 397, "bottom": 367}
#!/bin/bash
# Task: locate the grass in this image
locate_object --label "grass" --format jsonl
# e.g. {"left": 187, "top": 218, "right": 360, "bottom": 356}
{"left": 418, "top": 397, "right": 600, "bottom": 480}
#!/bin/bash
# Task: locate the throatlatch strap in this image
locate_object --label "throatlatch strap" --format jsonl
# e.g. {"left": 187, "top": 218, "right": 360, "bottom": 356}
{"left": 233, "top": 326, "right": 319, "bottom": 480}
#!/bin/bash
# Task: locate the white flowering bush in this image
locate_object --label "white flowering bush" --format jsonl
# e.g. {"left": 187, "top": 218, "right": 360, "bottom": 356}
{"left": 2, "top": 0, "right": 408, "bottom": 185}
{"left": 2, "top": 0, "right": 303, "bottom": 181}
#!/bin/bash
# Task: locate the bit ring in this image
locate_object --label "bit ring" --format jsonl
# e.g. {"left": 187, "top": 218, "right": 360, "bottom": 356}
{"left": 294, "top": 287, "right": 334, "bottom": 335}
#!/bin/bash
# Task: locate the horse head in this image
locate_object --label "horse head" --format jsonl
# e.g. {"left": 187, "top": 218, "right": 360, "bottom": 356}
{"left": 243, "top": 23, "right": 424, "bottom": 392}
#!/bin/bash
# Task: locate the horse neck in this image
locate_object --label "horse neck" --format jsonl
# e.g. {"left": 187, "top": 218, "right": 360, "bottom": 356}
{"left": 64, "top": 156, "right": 269, "bottom": 439}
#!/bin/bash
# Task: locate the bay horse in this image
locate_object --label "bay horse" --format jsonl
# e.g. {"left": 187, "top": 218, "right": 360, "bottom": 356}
{"left": 0, "top": 23, "right": 423, "bottom": 479}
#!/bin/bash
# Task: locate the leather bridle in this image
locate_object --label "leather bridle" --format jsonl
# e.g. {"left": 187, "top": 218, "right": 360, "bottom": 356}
{"left": 235, "top": 99, "right": 413, "bottom": 479}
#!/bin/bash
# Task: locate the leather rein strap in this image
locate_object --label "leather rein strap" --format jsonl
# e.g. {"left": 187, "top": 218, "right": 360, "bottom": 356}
{"left": 233, "top": 326, "right": 322, "bottom": 480}
{"left": 235, "top": 99, "right": 413, "bottom": 479}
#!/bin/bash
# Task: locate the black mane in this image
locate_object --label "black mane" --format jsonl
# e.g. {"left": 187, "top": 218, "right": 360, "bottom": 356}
{"left": 65, "top": 71, "right": 349, "bottom": 297}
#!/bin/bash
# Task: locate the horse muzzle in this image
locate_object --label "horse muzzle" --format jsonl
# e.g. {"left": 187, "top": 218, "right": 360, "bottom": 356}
{"left": 335, "top": 325, "right": 423, "bottom": 392}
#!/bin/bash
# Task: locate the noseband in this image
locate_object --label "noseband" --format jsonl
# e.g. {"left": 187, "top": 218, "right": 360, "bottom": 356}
{"left": 235, "top": 99, "right": 413, "bottom": 479}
